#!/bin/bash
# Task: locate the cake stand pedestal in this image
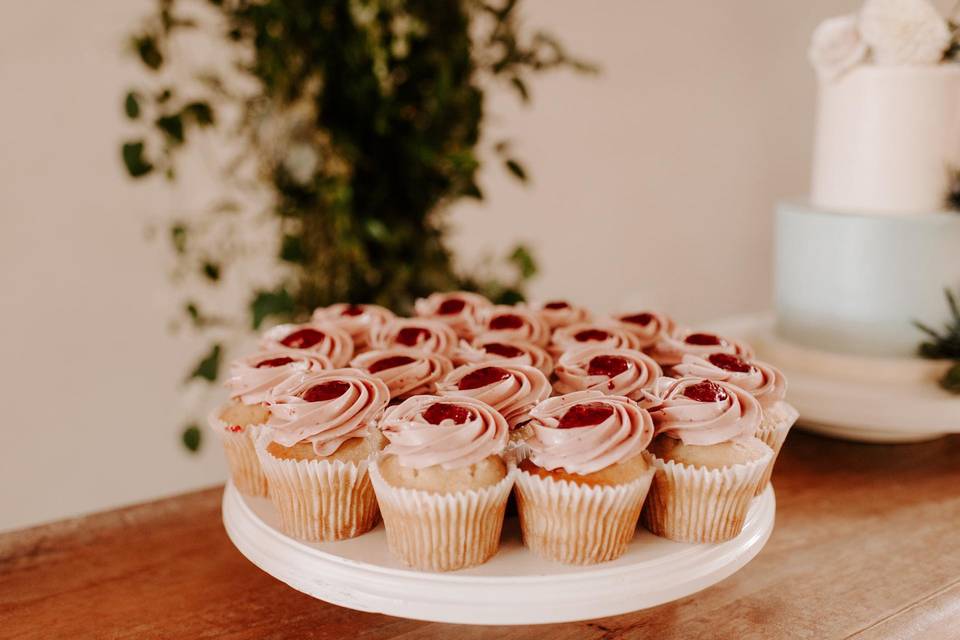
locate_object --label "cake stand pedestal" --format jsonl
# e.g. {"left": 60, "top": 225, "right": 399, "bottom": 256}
{"left": 222, "top": 481, "right": 775, "bottom": 625}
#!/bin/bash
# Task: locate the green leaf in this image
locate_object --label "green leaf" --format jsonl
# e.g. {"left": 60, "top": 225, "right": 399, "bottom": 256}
{"left": 940, "top": 362, "right": 960, "bottom": 394}
{"left": 495, "top": 287, "right": 525, "bottom": 305}
{"left": 251, "top": 289, "right": 295, "bottom": 329}
{"left": 188, "top": 344, "right": 221, "bottom": 382}
{"left": 181, "top": 425, "right": 202, "bottom": 452}
{"left": 156, "top": 114, "right": 184, "bottom": 144}
{"left": 280, "top": 234, "right": 306, "bottom": 263}
{"left": 170, "top": 224, "right": 187, "bottom": 254}
{"left": 510, "top": 77, "right": 529, "bottom": 102}
{"left": 124, "top": 92, "right": 140, "bottom": 119}
{"left": 462, "top": 181, "right": 484, "bottom": 200}
{"left": 121, "top": 141, "right": 153, "bottom": 178}
{"left": 509, "top": 244, "right": 538, "bottom": 279}
{"left": 504, "top": 159, "right": 527, "bottom": 182}
{"left": 202, "top": 262, "right": 220, "bottom": 281}
{"left": 182, "top": 101, "right": 215, "bottom": 126}
{"left": 185, "top": 302, "right": 200, "bottom": 325}
{"left": 133, "top": 35, "right": 163, "bottom": 70}
{"left": 365, "top": 219, "right": 391, "bottom": 243}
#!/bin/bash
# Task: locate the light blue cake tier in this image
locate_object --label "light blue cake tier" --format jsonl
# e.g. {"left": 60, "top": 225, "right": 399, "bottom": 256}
{"left": 774, "top": 201, "right": 960, "bottom": 357}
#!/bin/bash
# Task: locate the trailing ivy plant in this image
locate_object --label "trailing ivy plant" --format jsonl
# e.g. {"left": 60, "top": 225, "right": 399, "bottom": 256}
{"left": 121, "top": 0, "right": 594, "bottom": 451}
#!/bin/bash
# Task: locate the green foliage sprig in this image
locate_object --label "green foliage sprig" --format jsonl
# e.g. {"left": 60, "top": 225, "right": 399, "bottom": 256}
{"left": 915, "top": 288, "right": 960, "bottom": 393}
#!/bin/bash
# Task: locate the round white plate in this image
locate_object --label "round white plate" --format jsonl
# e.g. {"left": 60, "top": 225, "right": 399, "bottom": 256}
{"left": 222, "top": 481, "right": 775, "bottom": 625}
{"left": 709, "top": 314, "right": 960, "bottom": 443}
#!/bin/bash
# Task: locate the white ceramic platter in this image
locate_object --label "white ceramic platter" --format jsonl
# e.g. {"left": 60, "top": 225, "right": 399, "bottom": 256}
{"left": 222, "top": 482, "right": 775, "bottom": 625}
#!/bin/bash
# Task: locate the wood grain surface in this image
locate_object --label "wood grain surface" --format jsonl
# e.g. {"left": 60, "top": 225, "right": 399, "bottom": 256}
{"left": 2, "top": 430, "right": 959, "bottom": 639}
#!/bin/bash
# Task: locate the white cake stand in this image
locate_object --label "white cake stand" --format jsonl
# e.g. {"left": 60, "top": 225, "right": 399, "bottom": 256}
{"left": 222, "top": 482, "right": 776, "bottom": 625}
{"left": 709, "top": 314, "right": 960, "bottom": 443}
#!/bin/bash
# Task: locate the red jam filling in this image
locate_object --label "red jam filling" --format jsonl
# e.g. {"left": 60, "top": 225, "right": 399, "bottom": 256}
{"left": 396, "top": 326, "right": 430, "bottom": 346}
{"left": 558, "top": 403, "right": 614, "bottom": 428}
{"left": 255, "top": 356, "right": 295, "bottom": 368}
{"left": 369, "top": 355, "right": 416, "bottom": 373}
{"left": 302, "top": 380, "right": 350, "bottom": 402}
{"left": 621, "top": 312, "right": 653, "bottom": 326}
{"left": 458, "top": 366, "right": 511, "bottom": 390}
{"left": 489, "top": 314, "right": 524, "bottom": 330}
{"left": 708, "top": 353, "right": 752, "bottom": 373}
{"left": 544, "top": 300, "right": 570, "bottom": 310}
{"left": 227, "top": 425, "right": 243, "bottom": 433}
{"left": 341, "top": 304, "right": 364, "bottom": 316}
{"left": 482, "top": 342, "right": 524, "bottom": 358}
{"left": 587, "top": 355, "right": 630, "bottom": 378}
{"left": 575, "top": 329, "right": 610, "bottom": 342}
{"left": 685, "top": 332, "right": 722, "bottom": 346}
{"left": 280, "top": 328, "right": 325, "bottom": 349}
{"left": 437, "top": 298, "right": 466, "bottom": 315}
{"left": 423, "top": 403, "right": 472, "bottom": 425}
{"left": 682, "top": 380, "right": 728, "bottom": 403}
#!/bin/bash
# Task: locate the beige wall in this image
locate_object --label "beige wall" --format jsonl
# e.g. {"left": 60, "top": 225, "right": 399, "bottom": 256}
{"left": 0, "top": 0, "right": 849, "bottom": 530}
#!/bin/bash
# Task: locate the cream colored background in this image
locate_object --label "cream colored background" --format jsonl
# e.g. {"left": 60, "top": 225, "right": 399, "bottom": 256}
{"left": 1, "top": 0, "right": 852, "bottom": 531}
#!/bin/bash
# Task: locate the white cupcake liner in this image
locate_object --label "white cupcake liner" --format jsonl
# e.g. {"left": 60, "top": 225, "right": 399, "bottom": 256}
{"left": 369, "top": 460, "right": 515, "bottom": 572}
{"left": 255, "top": 432, "right": 380, "bottom": 542}
{"left": 514, "top": 461, "right": 655, "bottom": 565}
{"left": 641, "top": 444, "right": 772, "bottom": 543}
{"left": 755, "top": 401, "right": 799, "bottom": 495}
{"left": 208, "top": 407, "right": 269, "bottom": 497}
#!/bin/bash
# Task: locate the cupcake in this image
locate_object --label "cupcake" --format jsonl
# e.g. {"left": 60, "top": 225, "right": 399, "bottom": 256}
{"left": 639, "top": 376, "right": 772, "bottom": 543}
{"left": 672, "top": 352, "right": 798, "bottom": 492}
{"left": 549, "top": 321, "right": 642, "bottom": 358}
{"left": 473, "top": 305, "right": 551, "bottom": 347}
{"left": 311, "top": 303, "right": 395, "bottom": 350}
{"left": 437, "top": 362, "right": 551, "bottom": 429}
{"left": 414, "top": 291, "right": 493, "bottom": 340}
{"left": 368, "top": 318, "right": 459, "bottom": 358}
{"left": 612, "top": 310, "right": 675, "bottom": 348}
{"left": 553, "top": 345, "right": 662, "bottom": 400}
{"left": 516, "top": 391, "right": 655, "bottom": 564}
{"left": 530, "top": 299, "right": 591, "bottom": 330}
{"left": 370, "top": 395, "right": 513, "bottom": 571}
{"left": 453, "top": 336, "right": 554, "bottom": 377}
{"left": 258, "top": 369, "right": 389, "bottom": 541}
{"left": 645, "top": 327, "right": 754, "bottom": 369}
{"left": 261, "top": 322, "right": 355, "bottom": 367}
{"left": 350, "top": 348, "right": 453, "bottom": 402}
{"left": 212, "top": 349, "right": 332, "bottom": 496}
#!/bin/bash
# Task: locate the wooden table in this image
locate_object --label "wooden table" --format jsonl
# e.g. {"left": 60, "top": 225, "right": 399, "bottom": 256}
{"left": 2, "top": 431, "right": 959, "bottom": 639}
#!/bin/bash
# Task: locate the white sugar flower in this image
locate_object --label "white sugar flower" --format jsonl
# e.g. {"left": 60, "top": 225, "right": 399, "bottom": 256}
{"left": 809, "top": 15, "right": 868, "bottom": 81}
{"left": 860, "top": 0, "right": 950, "bottom": 65}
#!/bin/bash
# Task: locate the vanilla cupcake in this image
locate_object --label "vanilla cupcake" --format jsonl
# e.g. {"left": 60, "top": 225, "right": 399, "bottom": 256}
{"left": 261, "top": 322, "right": 355, "bottom": 367}
{"left": 453, "top": 337, "right": 554, "bottom": 377}
{"left": 350, "top": 348, "right": 453, "bottom": 402}
{"left": 368, "top": 318, "right": 459, "bottom": 357}
{"left": 212, "top": 349, "right": 332, "bottom": 496}
{"left": 516, "top": 391, "right": 655, "bottom": 564}
{"left": 258, "top": 369, "right": 389, "bottom": 541}
{"left": 553, "top": 345, "right": 662, "bottom": 400}
{"left": 530, "top": 299, "right": 591, "bottom": 330}
{"left": 673, "top": 353, "right": 798, "bottom": 492}
{"left": 612, "top": 310, "right": 675, "bottom": 348}
{"left": 639, "top": 377, "right": 772, "bottom": 543}
{"left": 312, "top": 303, "right": 395, "bottom": 350}
{"left": 370, "top": 395, "right": 513, "bottom": 571}
{"left": 549, "top": 321, "right": 642, "bottom": 358}
{"left": 473, "top": 305, "right": 551, "bottom": 347}
{"left": 437, "top": 362, "right": 551, "bottom": 429}
{"left": 414, "top": 291, "right": 493, "bottom": 340}
{"left": 646, "top": 328, "right": 754, "bottom": 369}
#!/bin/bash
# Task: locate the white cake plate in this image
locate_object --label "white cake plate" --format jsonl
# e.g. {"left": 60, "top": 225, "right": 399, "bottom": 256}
{"left": 709, "top": 314, "right": 960, "bottom": 443}
{"left": 222, "top": 482, "right": 775, "bottom": 625}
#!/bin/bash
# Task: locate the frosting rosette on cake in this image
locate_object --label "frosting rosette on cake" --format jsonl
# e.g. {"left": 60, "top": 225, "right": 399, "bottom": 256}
{"left": 612, "top": 310, "right": 676, "bottom": 348}
{"left": 379, "top": 395, "right": 509, "bottom": 470}
{"left": 473, "top": 305, "right": 551, "bottom": 347}
{"left": 311, "top": 303, "right": 395, "bottom": 350}
{"left": 368, "top": 318, "right": 459, "bottom": 357}
{"left": 437, "top": 362, "right": 552, "bottom": 429}
{"left": 672, "top": 353, "right": 787, "bottom": 410}
{"left": 553, "top": 345, "right": 662, "bottom": 400}
{"left": 531, "top": 299, "right": 591, "bottom": 330}
{"left": 261, "top": 322, "right": 355, "bottom": 367}
{"left": 350, "top": 349, "right": 453, "bottom": 401}
{"left": 640, "top": 376, "right": 762, "bottom": 446}
{"left": 646, "top": 328, "right": 754, "bottom": 368}
{"left": 453, "top": 337, "right": 554, "bottom": 376}
{"left": 226, "top": 349, "right": 332, "bottom": 405}
{"left": 525, "top": 391, "right": 654, "bottom": 475}
{"left": 265, "top": 368, "right": 389, "bottom": 456}
{"left": 549, "top": 321, "right": 642, "bottom": 357}
{"left": 414, "top": 291, "right": 493, "bottom": 339}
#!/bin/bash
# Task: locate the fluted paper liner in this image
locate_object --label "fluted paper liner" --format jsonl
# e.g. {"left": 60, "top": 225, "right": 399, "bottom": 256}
{"left": 641, "top": 445, "right": 772, "bottom": 543}
{"left": 514, "top": 461, "right": 655, "bottom": 565}
{"left": 255, "top": 432, "right": 380, "bottom": 542}
{"left": 369, "top": 460, "right": 515, "bottom": 572}
{"left": 209, "top": 407, "right": 269, "bottom": 497}
{"left": 754, "top": 401, "right": 799, "bottom": 495}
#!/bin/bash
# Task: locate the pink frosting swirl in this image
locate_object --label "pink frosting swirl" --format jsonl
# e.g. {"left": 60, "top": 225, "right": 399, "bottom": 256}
{"left": 530, "top": 299, "right": 591, "bottom": 330}
{"left": 639, "top": 376, "right": 762, "bottom": 446}
{"left": 453, "top": 337, "right": 554, "bottom": 377}
{"left": 613, "top": 310, "right": 676, "bottom": 347}
{"left": 414, "top": 291, "right": 493, "bottom": 339}
{"left": 265, "top": 369, "right": 389, "bottom": 456}
{"left": 473, "top": 305, "right": 551, "bottom": 347}
{"left": 672, "top": 353, "right": 787, "bottom": 409}
{"left": 226, "top": 349, "right": 332, "bottom": 404}
{"left": 311, "top": 303, "right": 395, "bottom": 349}
{"left": 525, "top": 391, "right": 654, "bottom": 475}
{"left": 350, "top": 348, "right": 453, "bottom": 401}
{"left": 553, "top": 346, "right": 662, "bottom": 400}
{"left": 437, "top": 362, "right": 552, "bottom": 429}
{"left": 646, "top": 328, "right": 754, "bottom": 367}
{"left": 379, "top": 395, "right": 509, "bottom": 470}
{"left": 368, "top": 318, "right": 459, "bottom": 357}
{"left": 549, "top": 322, "right": 642, "bottom": 358}
{"left": 261, "top": 322, "right": 355, "bottom": 367}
